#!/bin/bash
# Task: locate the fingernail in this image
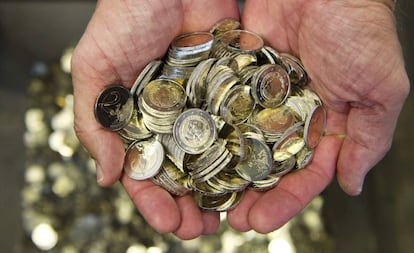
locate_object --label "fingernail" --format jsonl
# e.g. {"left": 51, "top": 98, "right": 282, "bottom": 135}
{"left": 354, "top": 184, "right": 363, "bottom": 195}
{"left": 96, "top": 162, "right": 104, "bottom": 184}
{"left": 338, "top": 175, "right": 364, "bottom": 196}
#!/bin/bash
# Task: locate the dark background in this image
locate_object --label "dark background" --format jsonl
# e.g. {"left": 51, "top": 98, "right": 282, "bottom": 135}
{"left": 1, "top": 1, "right": 413, "bottom": 252}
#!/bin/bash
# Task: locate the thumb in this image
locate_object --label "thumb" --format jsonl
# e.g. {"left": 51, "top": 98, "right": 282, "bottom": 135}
{"left": 72, "top": 55, "right": 126, "bottom": 186}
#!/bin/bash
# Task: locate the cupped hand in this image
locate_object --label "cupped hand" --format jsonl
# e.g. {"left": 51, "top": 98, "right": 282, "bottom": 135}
{"left": 71, "top": 0, "right": 239, "bottom": 239}
{"left": 227, "top": 0, "right": 409, "bottom": 233}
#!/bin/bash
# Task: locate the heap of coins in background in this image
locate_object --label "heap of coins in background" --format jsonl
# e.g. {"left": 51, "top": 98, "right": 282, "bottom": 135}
{"left": 94, "top": 19, "right": 327, "bottom": 212}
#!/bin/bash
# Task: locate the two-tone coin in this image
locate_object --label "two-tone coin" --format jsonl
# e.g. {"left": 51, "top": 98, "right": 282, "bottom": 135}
{"left": 173, "top": 109, "right": 217, "bottom": 154}
{"left": 250, "top": 105, "right": 296, "bottom": 143}
{"left": 236, "top": 135, "right": 273, "bottom": 182}
{"left": 220, "top": 85, "right": 255, "bottom": 125}
{"left": 251, "top": 64, "right": 291, "bottom": 108}
{"left": 124, "top": 138, "right": 164, "bottom": 180}
{"left": 94, "top": 85, "right": 134, "bottom": 131}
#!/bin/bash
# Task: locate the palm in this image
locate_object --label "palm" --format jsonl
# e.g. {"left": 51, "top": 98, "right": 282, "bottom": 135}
{"left": 226, "top": 0, "right": 409, "bottom": 232}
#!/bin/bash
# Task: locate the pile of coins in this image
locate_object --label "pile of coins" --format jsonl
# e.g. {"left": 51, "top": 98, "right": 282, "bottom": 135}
{"left": 94, "top": 19, "right": 326, "bottom": 211}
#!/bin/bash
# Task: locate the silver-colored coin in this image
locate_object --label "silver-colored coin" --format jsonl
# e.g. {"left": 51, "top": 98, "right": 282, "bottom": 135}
{"left": 191, "top": 149, "right": 232, "bottom": 183}
{"left": 173, "top": 109, "right": 217, "bottom": 154}
{"left": 130, "top": 60, "right": 163, "bottom": 97}
{"left": 166, "top": 32, "right": 214, "bottom": 68}
{"left": 94, "top": 85, "right": 134, "bottom": 131}
{"left": 186, "top": 58, "right": 216, "bottom": 107}
{"left": 124, "top": 138, "right": 164, "bottom": 180}
{"left": 171, "top": 32, "right": 214, "bottom": 57}
{"left": 184, "top": 139, "right": 227, "bottom": 172}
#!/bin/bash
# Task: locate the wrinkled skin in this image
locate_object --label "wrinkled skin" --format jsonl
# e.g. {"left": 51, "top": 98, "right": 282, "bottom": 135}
{"left": 71, "top": 0, "right": 409, "bottom": 239}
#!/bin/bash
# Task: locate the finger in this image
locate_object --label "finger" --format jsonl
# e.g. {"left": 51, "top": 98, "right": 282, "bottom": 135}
{"left": 72, "top": 68, "right": 125, "bottom": 186}
{"left": 121, "top": 174, "right": 181, "bottom": 234}
{"left": 173, "top": 195, "right": 204, "bottom": 239}
{"left": 336, "top": 101, "right": 404, "bottom": 195}
{"left": 247, "top": 134, "right": 341, "bottom": 233}
{"left": 201, "top": 211, "right": 220, "bottom": 235}
{"left": 241, "top": 0, "right": 297, "bottom": 52}
{"left": 226, "top": 190, "right": 262, "bottom": 232}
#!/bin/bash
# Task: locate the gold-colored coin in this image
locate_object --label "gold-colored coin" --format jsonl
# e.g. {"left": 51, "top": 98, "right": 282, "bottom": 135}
{"left": 252, "top": 106, "right": 296, "bottom": 135}
{"left": 142, "top": 79, "right": 186, "bottom": 112}
{"left": 220, "top": 85, "right": 255, "bottom": 125}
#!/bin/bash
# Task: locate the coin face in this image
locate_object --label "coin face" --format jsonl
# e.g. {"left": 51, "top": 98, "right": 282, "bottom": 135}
{"left": 252, "top": 64, "right": 290, "bottom": 108}
{"left": 173, "top": 109, "right": 217, "bottom": 154}
{"left": 142, "top": 79, "right": 186, "bottom": 112}
{"left": 124, "top": 139, "right": 164, "bottom": 180}
{"left": 94, "top": 85, "right": 134, "bottom": 131}
{"left": 236, "top": 137, "right": 272, "bottom": 181}
{"left": 304, "top": 105, "right": 326, "bottom": 149}
{"left": 253, "top": 106, "right": 296, "bottom": 134}
{"left": 220, "top": 85, "right": 255, "bottom": 125}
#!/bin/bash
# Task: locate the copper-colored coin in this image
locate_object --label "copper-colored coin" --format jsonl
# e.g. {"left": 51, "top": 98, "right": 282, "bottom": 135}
{"left": 304, "top": 105, "right": 326, "bottom": 149}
